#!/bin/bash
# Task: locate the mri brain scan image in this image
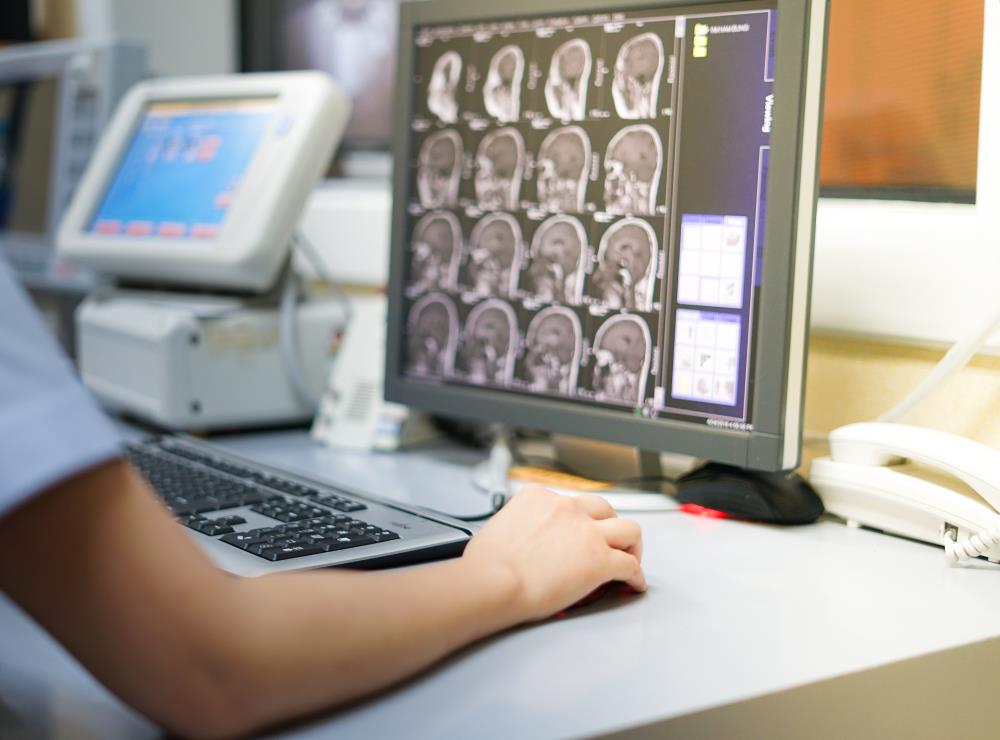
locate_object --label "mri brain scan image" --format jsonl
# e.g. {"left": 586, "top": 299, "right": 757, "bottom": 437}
{"left": 417, "top": 129, "right": 463, "bottom": 209}
{"left": 524, "top": 215, "right": 587, "bottom": 305}
{"left": 483, "top": 45, "right": 525, "bottom": 122}
{"left": 536, "top": 126, "right": 591, "bottom": 213}
{"left": 428, "top": 50, "right": 462, "bottom": 123}
{"left": 406, "top": 293, "right": 459, "bottom": 377}
{"left": 408, "top": 211, "right": 462, "bottom": 294}
{"left": 603, "top": 124, "right": 662, "bottom": 216}
{"left": 590, "top": 315, "right": 651, "bottom": 404}
{"left": 465, "top": 213, "right": 523, "bottom": 299}
{"left": 474, "top": 127, "right": 525, "bottom": 211}
{"left": 611, "top": 32, "right": 664, "bottom": 119}
{"left": 523, "top": 307, "right": 582, "bottom": 393}
{"left": 461, "top": 300, "right": 518, "bottom": 384}
{"left": 589, "top": 218, "right": 658, "bottom": 310}
{"left": 544, "top": 38, "right": 592, "bottom": 121}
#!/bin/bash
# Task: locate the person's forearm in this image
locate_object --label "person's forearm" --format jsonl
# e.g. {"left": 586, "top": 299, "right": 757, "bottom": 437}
{"left": 0, "top": 459, "right": 526, "bottom": 738}
{"left": 220, "top": 557, "right": 521, "bottom": 730}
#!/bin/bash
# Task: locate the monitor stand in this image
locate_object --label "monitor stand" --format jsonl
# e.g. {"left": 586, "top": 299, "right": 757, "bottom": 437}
{"left": 472, "top": 429, "right": 684, "bottom": 512}
{"left": 550, "top": 434, "right": 664, "bottom": 484}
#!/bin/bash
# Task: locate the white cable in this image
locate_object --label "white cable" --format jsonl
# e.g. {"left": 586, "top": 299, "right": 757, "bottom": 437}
{"left": 942, "top": 526, "right": 1000, "bottom": 563}
{"left": 278, "top": 268, "right": 321, "bottom": 411}
{"left": 878, "top": 304, "right": 1000, "bottom": 423}
{"left": 293, "top": 231, "right": 354, "bottom": 329}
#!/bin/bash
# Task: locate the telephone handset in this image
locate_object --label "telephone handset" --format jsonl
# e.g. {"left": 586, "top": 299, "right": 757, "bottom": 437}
{"left": 810, "top": 422, "right": 1000, "bottom": 563}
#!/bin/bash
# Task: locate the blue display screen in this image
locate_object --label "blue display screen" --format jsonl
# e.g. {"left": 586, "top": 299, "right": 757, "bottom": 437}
{"left": 88, "top": 98, "right": 277, "bottom": 240}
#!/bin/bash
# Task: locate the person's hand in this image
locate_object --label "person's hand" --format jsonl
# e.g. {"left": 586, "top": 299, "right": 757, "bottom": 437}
{"left": 462, "top": 485, "right": 645, "bottom": 623}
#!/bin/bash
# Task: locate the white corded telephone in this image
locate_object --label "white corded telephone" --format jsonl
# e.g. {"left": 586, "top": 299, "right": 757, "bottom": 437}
{"left": 810, "top": 422, "right": 1000, "bottom": 564}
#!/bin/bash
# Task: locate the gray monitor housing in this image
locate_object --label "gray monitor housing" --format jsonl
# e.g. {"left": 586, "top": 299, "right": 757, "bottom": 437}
{"left": 386, "top": 0, "right": 828, "bottom": 471}
{"left": 0, "top": 39, "right": 146, "bottom": 279}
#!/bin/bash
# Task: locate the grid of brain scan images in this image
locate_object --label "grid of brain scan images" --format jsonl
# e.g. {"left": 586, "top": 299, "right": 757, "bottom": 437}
{"left": 402, "top": 2, "right": 777, "bottom": 426}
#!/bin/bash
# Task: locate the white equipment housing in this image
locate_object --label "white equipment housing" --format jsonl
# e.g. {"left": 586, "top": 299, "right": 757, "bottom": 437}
{"left": 56, "top": 72, "right": 352, "bottom": 430}
{"left": 77, "top": 291, "right": 343, "bottom": 430}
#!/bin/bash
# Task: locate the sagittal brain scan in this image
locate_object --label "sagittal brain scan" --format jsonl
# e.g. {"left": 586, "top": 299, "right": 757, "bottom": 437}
{"left": 460, "top": 300, "right": 518, "bottom": 384}
{"left": 464, "top": 213, "right": 523, "bottom": 299}
{"left": 483, "top": 45, "right": 524, "bottom": 123}
{"left": 545, "top": 38, "right": 592, "bottom": 121}
{"left": 604, "top": 124, "right": 662, "bottom": 216}
{"left": 406, "top": 293, "right": 459, "bottom": 377}
{"left": 537, "top": 126, "right": 591, "bottom": 213}
{"left": 428, "top": 50, "right": 462, "bottom": 123}
{"left": 612, "top": 32, "right": 665, "bottom": 119}
{"left": 523, "top": 307, "right": 582, "bottom": 393}
{"left": 590, "top": 315, "right": 651, "bottom": 404}
{"left": 417, "top": 129, "right": 463, "bottom": 208}
{"left": 524, "top": 215, "right": 587, "bottom": 304}
{"left": 589, "top": 218, "right": 658, "bottom": 310}
{"left": 409, "top": 211, "right": 462, "bottom": 294}
{"left": 475, "top": 127, "right": 525, "bottom": 211}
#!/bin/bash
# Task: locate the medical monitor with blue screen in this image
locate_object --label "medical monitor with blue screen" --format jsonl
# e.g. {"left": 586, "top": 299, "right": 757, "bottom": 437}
{"left": 88, "top": 98, "right": 277, "bottom": 240}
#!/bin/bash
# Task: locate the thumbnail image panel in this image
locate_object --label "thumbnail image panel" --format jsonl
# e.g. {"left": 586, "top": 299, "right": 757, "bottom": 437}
{"left": 585, "top": 216, "right": 662, "bottom": 312}
{"left": 519, "top": 214, "right": 590, "bottom": 306}
{"left": 454, "top": 298, "right": 519, "bottom": 386}
{"left": 669, "top": 308, "right": 741, "bottom": 408}
{"left": 676, "top": 214, "right": 749, "bottom": 310}
{"left": 513, "top": 304, "right": 586, "bottom": 395}
{"left": 457, "top": 212, "right": 524, "bottom": 301}
{"left": 414, "top": 128, "right": 464, "bottom": 210}
{"left": 580, "top": 312, "right": 656, "bottom": 407}
{"left": 406, "top": 210, "right": 463, "bottom": 296}
{"left": 405, "top": 292, "right": 460, "bottom": 379}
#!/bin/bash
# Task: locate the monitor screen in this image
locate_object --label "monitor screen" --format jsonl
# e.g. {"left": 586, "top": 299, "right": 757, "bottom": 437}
{"left": 88, "top": 97, "right": 278, "bottom": 240}
{"left": 0, "top": 78, "right": 58, "bottom": 236}
{"left": 243, "top": 0, "right": 398, "bottom": 151}
{"left": 398, "top": 1, "right": 777, "bottom": 430}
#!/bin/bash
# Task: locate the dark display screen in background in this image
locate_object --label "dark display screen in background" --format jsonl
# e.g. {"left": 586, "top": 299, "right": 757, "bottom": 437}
{"left": 88, "top": 98, "right": 276, "bottom": 241}
{"left": 261, "top": 0, "right": 398, "bottom": 149}
{"left": 400, "top": 2, "right": 776, "bottom": 430}
{"left": 0, "top": 79, "right": 57, "bottom": 235}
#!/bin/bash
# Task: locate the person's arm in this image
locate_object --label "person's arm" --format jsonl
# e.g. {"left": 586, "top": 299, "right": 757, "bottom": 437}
{"left": 0, "top": 458, "right": 643, "bottom": 739}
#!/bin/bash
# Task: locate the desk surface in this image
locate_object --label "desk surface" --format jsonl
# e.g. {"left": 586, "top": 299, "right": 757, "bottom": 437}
{"left": 2, "top": 429, "right": 1000, "bottom": 739}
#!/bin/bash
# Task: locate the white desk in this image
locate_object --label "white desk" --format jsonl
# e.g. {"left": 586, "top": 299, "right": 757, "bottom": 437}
{"left": 2, "top": 429, "right": 999, "bottom": 739}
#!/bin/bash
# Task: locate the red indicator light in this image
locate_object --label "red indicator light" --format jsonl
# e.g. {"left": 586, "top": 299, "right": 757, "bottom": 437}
{"left": 679, "top": 503, "right": 731, "bottom": 519}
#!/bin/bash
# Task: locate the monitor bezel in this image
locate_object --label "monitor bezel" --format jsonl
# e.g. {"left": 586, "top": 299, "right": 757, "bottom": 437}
{"left": 385, "top": 0, "right": 828, "bottom": 470}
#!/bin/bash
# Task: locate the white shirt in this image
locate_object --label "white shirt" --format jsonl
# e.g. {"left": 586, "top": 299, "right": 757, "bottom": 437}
{"left": 0, "top": 257, "right": 121, "bottom": 518}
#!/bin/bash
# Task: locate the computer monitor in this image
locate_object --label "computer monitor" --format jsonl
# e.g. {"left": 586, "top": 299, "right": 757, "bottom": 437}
{"left": 0, "top": 39, "right": 146, "bottom": 278}
{"left": 240, "top": 0, "right": 399, "bottom": 152}
{"left": 385, "top": 0, "right": 827, "bottom": 471}
{"left": 57, "top": 72, "right": 350, "bottom": 292}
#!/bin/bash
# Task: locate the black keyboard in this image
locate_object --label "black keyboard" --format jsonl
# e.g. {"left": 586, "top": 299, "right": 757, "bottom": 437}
{"left": 126, "top": 440, "right": 412, "bottom": 563}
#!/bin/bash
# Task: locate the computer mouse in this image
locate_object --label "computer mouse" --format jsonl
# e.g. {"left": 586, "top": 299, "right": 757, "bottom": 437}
{"left": 674, "top": 463, "right": 824, "bottom": 525}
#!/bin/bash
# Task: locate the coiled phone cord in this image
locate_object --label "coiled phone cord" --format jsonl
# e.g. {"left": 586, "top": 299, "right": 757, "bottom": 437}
{"left": 942, "top": 526, "right": 1000, "bottom": 563}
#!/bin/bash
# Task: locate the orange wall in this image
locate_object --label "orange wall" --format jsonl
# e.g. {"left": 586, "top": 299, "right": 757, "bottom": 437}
{"left": 820, "top": 0, "right": 983, "bottom": 191}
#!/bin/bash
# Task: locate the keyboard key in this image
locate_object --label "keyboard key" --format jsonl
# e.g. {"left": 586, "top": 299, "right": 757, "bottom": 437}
{"left": 330, "top": 501, "right": 367, "bottom": 512}
{"left": 221, "top": 532, "right": 267, "bottom": 549}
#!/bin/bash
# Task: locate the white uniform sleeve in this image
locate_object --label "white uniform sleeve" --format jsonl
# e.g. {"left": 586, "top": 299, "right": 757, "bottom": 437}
{"left": 0, "top": 258, "right": 121, "bottom": 519}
